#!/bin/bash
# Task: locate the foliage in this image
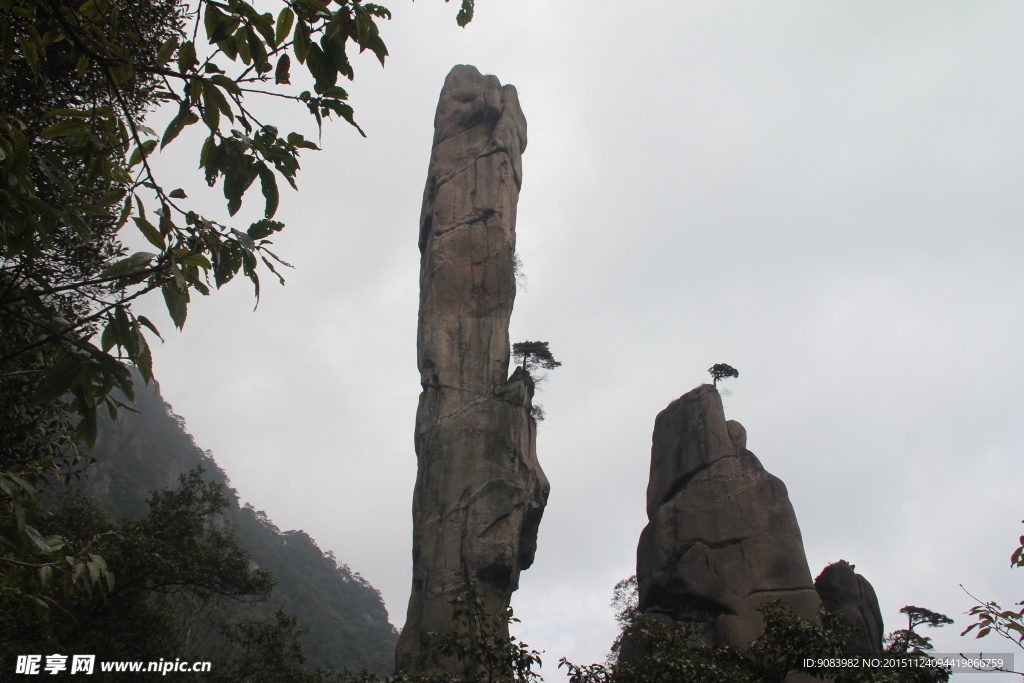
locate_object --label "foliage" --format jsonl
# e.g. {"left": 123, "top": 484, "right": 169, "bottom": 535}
{"left": 588, "top": 575, "right": 950, "bottom": 683}
{"left": 707, "top": 363, "right": 739, "bottom": 387}
{"left": 333, "top": 589, "right": 541, "bottom": 683}
{"left": 1, "top": 467, "right": 351, "bottom": 681}
{"left": 0, "top": 460, "right": 116, "bottom": 622}
{"left": 961, "top": 521, "right": 1024, "bottom": 676}
{"left": 213, "top": 610, "right": 337, "bottom": 683}
{"left": 512, "top": 341, "right": 561, "bottom": 375}
{"left": 513, "top": 340, "right": 560, "bottom": 422}
{"left": 561, "top": 601, "right": 950, "bottom": 683}
{"left": 884, "top": 606, "right": 953, "bottom": 655}
{"left": 607, "top": 574, "right": 638, "bottom": 663}
{"left": 0, "top": 0, "right": 473, "bottom": 621}
{"left": 2, "top": 469, "right": 265, "bottom": 668}
{"left": 79, "top": 376, "right": 399, "bottom": 673}
{"left": 429, "top": 590, "right": 543, "bottom": 683}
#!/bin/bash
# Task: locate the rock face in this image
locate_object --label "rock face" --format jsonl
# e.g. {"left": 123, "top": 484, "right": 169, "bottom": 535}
{"left": 635, "top": 384, "right": 820, "bottom": 651}
{"left": 815, "top": 560, "right": 884, "bottom": 655}
{"left": 395, "top": 65, "right": 549, "bottom": 675}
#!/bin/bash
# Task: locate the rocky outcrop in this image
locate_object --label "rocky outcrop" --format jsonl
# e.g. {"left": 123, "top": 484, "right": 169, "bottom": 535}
{"left": 395, "top": 65, "right": 549, "bottom": 675}
{"left": 815, "top": 560, "right": 884, "bottom": 655}
{"left": 635, "top": 384, "right": 820, "bottom": 651}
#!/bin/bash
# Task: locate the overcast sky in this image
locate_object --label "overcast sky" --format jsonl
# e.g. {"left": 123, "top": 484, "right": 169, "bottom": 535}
{"left": 132, "top": 1, "right": 1023, "bottom": 679}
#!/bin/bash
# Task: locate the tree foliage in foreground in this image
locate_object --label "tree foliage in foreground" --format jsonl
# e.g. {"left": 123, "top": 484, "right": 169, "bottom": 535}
{"left": 961, "top": 521, "right": 1024, "bottom": 677}
{"left": 1, "top": 0, "right": 472, "bottom": 619}
{"left": 79, "top": 375, "right": 398, "bottom": 672}
{"left": 2, "top": 469, "right": 338, "bottom": 681}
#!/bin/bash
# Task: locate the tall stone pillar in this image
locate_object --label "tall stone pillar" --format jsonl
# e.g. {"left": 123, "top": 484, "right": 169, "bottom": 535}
{"left": 395, "top": 65, "right": 549, "bottom": 675}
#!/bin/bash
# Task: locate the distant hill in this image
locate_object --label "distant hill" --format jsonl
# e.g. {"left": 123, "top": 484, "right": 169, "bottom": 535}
{"left": 79, "top": 376, "right": 399, "bottom": 675}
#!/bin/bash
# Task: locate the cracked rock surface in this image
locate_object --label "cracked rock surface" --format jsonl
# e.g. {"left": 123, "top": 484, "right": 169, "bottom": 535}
{"left": 635, "top": 384, "right": 820, "bottom": 651}
{"left": 395, "top": 65, "right": 549, "bottom": 675}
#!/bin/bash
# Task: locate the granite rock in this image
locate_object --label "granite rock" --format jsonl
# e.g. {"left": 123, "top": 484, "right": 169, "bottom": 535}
{"left": 815, "top": 560, "right": 884, "bottom": 655}
{"left": 395, "top": 65, "right": 548, "bottom": 676}
{"left": 635, "top": 384, "right": 821, "bottom": 651}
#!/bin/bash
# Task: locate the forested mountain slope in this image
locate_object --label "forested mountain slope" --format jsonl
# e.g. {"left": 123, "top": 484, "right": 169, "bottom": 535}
{"left": 79, "top": 377, "right": 399, "bottom": 675}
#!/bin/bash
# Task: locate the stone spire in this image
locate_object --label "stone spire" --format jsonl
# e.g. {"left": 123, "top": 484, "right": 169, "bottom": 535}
{"left": 395, "top": 65, "right": 549, "bottom": 675}
{"left": 634, "top": 385, "right": 821, "bottom": 652}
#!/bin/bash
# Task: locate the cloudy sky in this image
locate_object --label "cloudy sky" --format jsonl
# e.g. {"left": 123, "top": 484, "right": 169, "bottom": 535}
{"left": 133, "top": 1, "right": 1023, "bottom": 679}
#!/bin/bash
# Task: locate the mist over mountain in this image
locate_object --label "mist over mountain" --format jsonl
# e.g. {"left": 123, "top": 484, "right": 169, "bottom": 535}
{"left": 78, "top": 375, "right": 399, "bottom": 675}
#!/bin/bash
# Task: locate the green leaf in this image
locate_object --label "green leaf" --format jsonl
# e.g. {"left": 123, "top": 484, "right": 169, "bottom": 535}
{"left": 201, "top": 91, "right": 221, "bottom": 133}
{"left": 275, "top": 7, "right": 294, "bottom": 47}
{"left": 132, "top": 216, "right": 165, "bottom": 249}
{"left": 203, "top": 79, "right": 234, "bottom": 122}
{"left": 161, "top": 104, "right": 200, "bottom": 149}
{"left": 137, "top": 315, "right": 165, "bottom": 342}
{"left": 115, "top": 196, "right": 133, "bottom": 230}
{"left": 248, "top": 219, "right": 284, "bottom": 240}
{"left": 305, "top": 43, "right": 336, "bottom": 89}
{"left": 293, "top": 19, "right": 311, "bottom": 63}
{"left": 177, "top": 40, "right": 198, "bottom": 73}
{"left": 97, "top": 188, "right": 127, "bottom": 207}
{"left": 456, "top": 0, "right": 475, "bottom": 27}
{"left": 40, "top": 120, "right": 87, "bottom": 138}
{"left": 26, "top": 526, "right": 52, "bottom": 553}
{"left": 156, "top": 36, "right": 179, "bottom": 65}
{"left": 245, "top": 26, "right": 269, "bottom": 69}
{"left": 255, "top": 162, "right": 279, "bottom": 218}
{"left": 274, "top": 53, "right": 291, "bottom": 84}
{"left": 100, "top": 318, "right": 117, "bottom": 352}
{"left": 128, "top": 139, "right": 157, "bottom": 168}
{"left": 177, "top": 252, "right": 212, "bottom": 268}
{"left": 322, "top": 85, "right": 349, "bottom": 100}
{"left": 210, "top": 74, "right": 241, "bottom": 96}
{"left": 204, "top": 3, "right": 239, "bottom": 44}
{"left": 161, "top": 282, "right": 188, "bottom": 329}
{"left": 101, "top": 252, "right": 156, "bottom": 279}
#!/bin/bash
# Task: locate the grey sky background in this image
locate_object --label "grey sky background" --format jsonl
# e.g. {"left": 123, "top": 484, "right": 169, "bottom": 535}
{"left": 130, "top": 1, "right": 1023, "bottom": 678}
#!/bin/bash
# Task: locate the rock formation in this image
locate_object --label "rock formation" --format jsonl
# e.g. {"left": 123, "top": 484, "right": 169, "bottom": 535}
{"left": 395, "top": 65, "right": 549, "bottom": 675}
{"left": 815, "top": 560, "right": 884, "bottom": 655}
{"left": 635, "top": 384, "right": 820, "bottom": 651}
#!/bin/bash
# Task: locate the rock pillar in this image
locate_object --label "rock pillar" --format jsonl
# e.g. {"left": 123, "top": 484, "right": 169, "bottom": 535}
{"left": 635, "top": 384, "right": 821, "bottom": 651}
{"left": 395, "top": 65, "right": 549, "bottom": 675}
{"left": 815, "top": 560, "right": 884, "bottom": 655}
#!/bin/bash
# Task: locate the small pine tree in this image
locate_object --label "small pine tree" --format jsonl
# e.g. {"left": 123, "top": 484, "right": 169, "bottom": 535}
{"left": 708, "top": 364, "right": 739, "bottom": 387}
{"left": 512, "top": 341, "right": 562, "bottom": 374}
{"left": 885, "top": 606, "right": 954, "bottom": 654}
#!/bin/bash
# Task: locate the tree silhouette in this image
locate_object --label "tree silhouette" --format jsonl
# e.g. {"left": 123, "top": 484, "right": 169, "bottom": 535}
{"left": 708, "top": 363, "right": 739, "bottom": 387}
{"left": 513, "top": 341, "right": 562, "bottom": 374}
{"left": 885, "top": 605, "right": 954, "bottom": 654}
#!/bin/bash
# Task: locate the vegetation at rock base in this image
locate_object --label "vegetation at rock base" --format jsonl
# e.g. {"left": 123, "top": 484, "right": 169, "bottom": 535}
{"left": 72, "top": 376, "right": 399, "bottom": 674}
{"left": 1, "top": 470, "right": 335, "bottom": 681}
{"left": 556, "top": 574, "right": 952, "bottom": 683}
